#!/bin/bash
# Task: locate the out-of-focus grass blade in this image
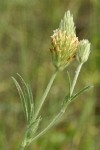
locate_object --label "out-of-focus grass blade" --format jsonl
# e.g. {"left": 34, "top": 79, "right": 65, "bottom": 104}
{"left": 71, "top": 85, "right": 93, "bottom": 101}
{"left": 12, "top": 77, "right": 28, "bottom": 122}
{"left": 17, "top": 73, "right": 34, "bottom": 123}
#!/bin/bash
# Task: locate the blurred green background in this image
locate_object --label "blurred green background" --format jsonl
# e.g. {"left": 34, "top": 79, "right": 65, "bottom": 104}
{"left": 0, "top": 0, "right": 99, "bottom": 150}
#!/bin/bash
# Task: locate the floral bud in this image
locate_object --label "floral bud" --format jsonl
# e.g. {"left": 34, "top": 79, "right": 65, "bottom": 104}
{"left": 77, "top": 39, "right": 91, "bottom": 63}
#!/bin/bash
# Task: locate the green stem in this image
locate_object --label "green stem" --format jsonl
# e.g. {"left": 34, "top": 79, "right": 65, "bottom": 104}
{"left": 34, "top": 70, "right": 58, "bottom": 120}
{"left": 70, "top": 63, "right": 83, "bottom": 95}
{"left": 20, "top": 145, "right": 25, "bottom": 150}
{"left": 30, "top": 111, "right": 63, "bottom": 143}
{"left": 19, "top": 63, "right": 83, "bottom": 149}
{"left": 29, "top": 64, "right": 83, "bottom": 144}
{"left": 29, "top": 96, "right": 71, "bottom": 144}
{"left": 19, "top": 128, "right": 28, "bottom": 150}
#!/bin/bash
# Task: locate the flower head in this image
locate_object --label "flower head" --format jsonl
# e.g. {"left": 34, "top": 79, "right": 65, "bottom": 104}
{"left": 77, "top": 39, "right": 91, "bottom": 63}
{"left": 50, "top": 11, "right": 78, "bottom": 70}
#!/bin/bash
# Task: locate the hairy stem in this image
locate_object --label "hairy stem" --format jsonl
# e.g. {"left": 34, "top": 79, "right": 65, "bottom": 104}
{"left": 34, "top": 70, "right": 58, "bottom": 120}
{"left": 20, "top": 145, "right": 25, "bottom": 150}
{"left": 30, "top": 111, "right": 63, "bottom": 143}
{"left": 19, "top": 131, "right": 27, "bottom": 150}
{"left": 70, "top": 63, "right": 83, "bottom": 95}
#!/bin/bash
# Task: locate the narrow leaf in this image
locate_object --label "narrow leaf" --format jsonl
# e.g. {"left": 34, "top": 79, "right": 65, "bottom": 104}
{"left": 12, "top": 77, "right": 28, "bottom": 122}
{"left": 71, "top": 85, "right": 93, "bottom": 101}
{"left": 17, "top": 73, "right": 33, "bottom": 123}
{"left": 17, "top": 74, "right": 33, "bottom": 122}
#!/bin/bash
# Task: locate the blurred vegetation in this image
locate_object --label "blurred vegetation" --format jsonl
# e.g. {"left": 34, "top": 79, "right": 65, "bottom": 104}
{"left": 0, "top": 0, "right": 99, "bottom": 150}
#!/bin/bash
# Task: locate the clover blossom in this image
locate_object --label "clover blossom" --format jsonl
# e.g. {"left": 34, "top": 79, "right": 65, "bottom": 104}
{"left": 50, "top": 11, "right": 78, "bottom": 70}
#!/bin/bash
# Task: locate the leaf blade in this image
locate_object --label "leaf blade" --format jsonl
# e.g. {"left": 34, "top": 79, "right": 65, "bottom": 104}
{"left": 71, "top": 85, "right": 93, "bottom": 101}
{"left": 12, "top": 77, "right": 28, "bottom": 122}
{"left": 17, "top": 73, "right": 34, "bottom": 123}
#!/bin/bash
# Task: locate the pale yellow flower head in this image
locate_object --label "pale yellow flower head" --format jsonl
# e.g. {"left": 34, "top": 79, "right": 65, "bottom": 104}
{"left": 50, "top": 11, "right": 78, "bottom": 70}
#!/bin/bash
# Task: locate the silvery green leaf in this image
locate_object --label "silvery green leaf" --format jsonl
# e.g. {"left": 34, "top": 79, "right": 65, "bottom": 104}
{"left": 12, "top": 77, "right": 28, "bottom": 122}
{"left": 71, "top": 85, "right": 93, "bottom": 101}
{"left": 17, "top": 73, "right": 34, "bottom": 123}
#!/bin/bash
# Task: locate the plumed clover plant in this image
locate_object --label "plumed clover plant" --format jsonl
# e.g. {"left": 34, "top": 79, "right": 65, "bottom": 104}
{"left": 12, "top": 11, "right": 93, "bottom": 150}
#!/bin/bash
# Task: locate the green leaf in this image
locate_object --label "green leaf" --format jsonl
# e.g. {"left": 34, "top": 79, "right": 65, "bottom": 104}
{"left": 17, "top": 73, "right": 34, "bottom": 123}
{"left": 71, "top": 85, "right": 93, "bottom": 101}
{"left": 12, "top": 77, "right": 28, "bottom": 122}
